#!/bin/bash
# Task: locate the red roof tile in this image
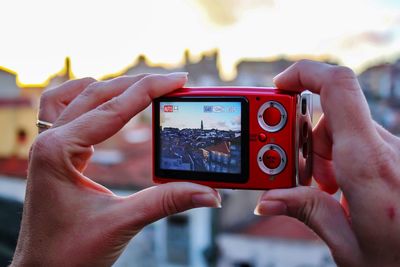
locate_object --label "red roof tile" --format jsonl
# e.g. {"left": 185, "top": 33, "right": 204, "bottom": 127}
{"left": 0, "top": 98, "right": 31, "bottom": 107}
{"left": 204, "top": 141, "right": 230, "bottom": 155}
{"left": 0, "top": 158, "right": 28, "bottom": 177}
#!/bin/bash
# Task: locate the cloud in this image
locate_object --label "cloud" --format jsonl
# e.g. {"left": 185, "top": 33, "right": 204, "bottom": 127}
{"left": 206, "top": 119, "right": 227, "bottom": 130}
{"left": 196, "top": 0, "right": 275, "bottom": 26}
{"left": 231, "top": 115, "right": 241, "bottom": 125}
{"left": 341, "top": 31, "right": 394, "bottom": 48}
{"left": 216, "top": 121, "right": 228, "bottom": 129}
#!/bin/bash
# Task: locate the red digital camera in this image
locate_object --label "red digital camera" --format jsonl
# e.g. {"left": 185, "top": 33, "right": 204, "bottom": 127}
{"left": 152, "top": 87, "right": 312, "bottom": 190}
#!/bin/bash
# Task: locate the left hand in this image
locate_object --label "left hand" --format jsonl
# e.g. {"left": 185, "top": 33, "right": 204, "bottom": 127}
{"left": 12, "top": 73, "right": 221, "bottom": 266}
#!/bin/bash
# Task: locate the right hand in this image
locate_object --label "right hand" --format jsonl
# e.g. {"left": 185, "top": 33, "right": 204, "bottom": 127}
{"left": 255, "top": 60, "right": 400, "bottom": 267}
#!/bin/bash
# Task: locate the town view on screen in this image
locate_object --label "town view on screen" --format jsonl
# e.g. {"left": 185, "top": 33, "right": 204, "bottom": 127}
{"left": 160, "top": 101, "right": 242, "bottom": 174}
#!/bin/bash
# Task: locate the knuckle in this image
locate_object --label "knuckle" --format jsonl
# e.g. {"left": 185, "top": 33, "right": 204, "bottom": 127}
{"left": 39, "top": 90, "right": 53, "bottom": 107}
{"left": 369, "top": 144, "right": 398, "bottom": 183}
{"left": 331, "top": 66, "right": 356, "bottom": 79}
{"left": 161, "top": 191, "right": 180, "bottom": 216}
{"left": 108, "top": 75, "right": 129, "bottom": 84}
{"left": 80, "top": 77, "right": 97, "bottom": 84}
{"left": 139, "top": 74, "right": 161, "bottom": 89}
{"left": 119, "top": 73, "right": 149, "bottom": 81}
{"left": 134, "top": 73, "right": 151, "bottom": 80}
{"left": 296, "top": 59, "right": 313, "bottom": 68}
{"left": 293, "top": 187, "right": 321, "bottom": 226}
{"left": 328, "top": 66, "right": 358, "bottom": 88}
{"left": 30, "top": 130, "right": 61, "bottom": 164}
{"left": 97, "top": 97, "right": 128, "bottom": 124}
{"left": 80, "top": 81, "right": 105, "bottom": 98}
{"left": 137, "top": 74, "right": 162, "bottom": 100}
{"left": 70, "top": 77, "right": 96, "bottom": 88}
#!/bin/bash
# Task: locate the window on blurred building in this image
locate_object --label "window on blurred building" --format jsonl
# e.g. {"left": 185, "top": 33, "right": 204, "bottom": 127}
{"left": 166, "top": 215, "right": 190, "bottom": 265}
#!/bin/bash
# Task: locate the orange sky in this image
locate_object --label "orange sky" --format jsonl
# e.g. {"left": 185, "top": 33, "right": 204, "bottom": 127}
{"left": 1, "top": 0, "right": 399, "bottom": 84}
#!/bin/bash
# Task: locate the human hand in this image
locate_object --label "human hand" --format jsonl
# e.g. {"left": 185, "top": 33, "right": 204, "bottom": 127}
{"left": 12, "top": 74, "right": 221, "bottom": 266}
{"left": 255, "top": 60, "right": 400, "bottom": 267}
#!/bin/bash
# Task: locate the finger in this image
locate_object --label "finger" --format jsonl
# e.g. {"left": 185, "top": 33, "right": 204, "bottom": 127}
{"left": 312, "top": 115, "right": 338, "bottom": 194}
{"left": 313, "top": 154, "right": 338, "bottom": 194}
{"left": 313, "top": 115, "right": 331, "bottom": 160}
{"left": 255, "top": 187, "right": 362, "bottom": 267}
{"left": 38, "top": 77, "right": 96, "bottom": 123}
{"left": 273, "top": 60, "right": 377, "bottom": 142}
{"left": 115, "top": 182, "right": 221, "bottom": 230}
{"left": 60, "top": 72, "right": 188, "bottom": 146}
{"left": 340, "top": 193, "right": 350, "bottom": 217}
{"left": 54, "top": 74, "right": 150, "bottom": 127}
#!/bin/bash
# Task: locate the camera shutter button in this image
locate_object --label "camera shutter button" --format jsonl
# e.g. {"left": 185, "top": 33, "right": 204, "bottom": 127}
{"left": 258, "top": 133, "right": 267, "bottom": 142}
{"left": 263, "top": 148, "right": 281, "bottom": 169}
{"left": 263, "top": 106, "right": 281, "bottom": 126}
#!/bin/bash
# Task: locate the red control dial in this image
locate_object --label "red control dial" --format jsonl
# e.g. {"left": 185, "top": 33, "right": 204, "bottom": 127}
{"left": 257, "top": 101, "right": 287, "bottom": 133}
{"left": 263, "top": 106, "right": 281, "bottom": 126}
{"left": 262, "top": 148, "right": 281, "bottom": 169}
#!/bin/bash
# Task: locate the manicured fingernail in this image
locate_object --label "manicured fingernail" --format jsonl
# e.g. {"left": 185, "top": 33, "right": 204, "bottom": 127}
{"left": 254, "top": 200, "right": 287, "bottom": 216}
{"left": 168, "top": 72, "right": 188, "bottom": 80}
{"left": 192, "top": 193, "right": 222, "bottom": 208}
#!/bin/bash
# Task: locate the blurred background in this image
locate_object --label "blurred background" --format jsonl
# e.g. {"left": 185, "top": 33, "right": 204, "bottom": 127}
{"left": 0, "top": 0, "right": 399, "bottom": 266}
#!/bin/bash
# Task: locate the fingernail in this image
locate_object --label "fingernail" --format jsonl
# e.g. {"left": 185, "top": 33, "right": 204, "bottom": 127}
{"left": 167, "top": 72, "right": 188, "bottom": 80}
{"left": 192, "top": 193, "right": 222, "bottom": 208}
{"left": 254, "top": 200, "right": 287, "bottom": 216}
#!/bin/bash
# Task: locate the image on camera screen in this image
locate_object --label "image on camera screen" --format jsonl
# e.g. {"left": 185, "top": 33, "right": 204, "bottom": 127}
{"left": 159, "top": 101, "right": 242, "bottom": 174}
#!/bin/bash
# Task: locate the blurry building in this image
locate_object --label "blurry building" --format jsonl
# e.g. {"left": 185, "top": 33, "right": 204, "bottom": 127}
{"left": 0, "top": 58, "right": 72, "bottom": 177}
{"left": 103, "top": 50, "right": 223, "bottom": 87}
{"left": 359, "top": 63, "right": 393, "bottom": 100}
{"left": 389, "top": 59, "right": 400, "bottom": 106}
{"left": 45, "top": 57, "right": 74, "bottom": 89}
{"left": 0, "top": 67, "right": 38, "bottom": 159}
{"left": 233, "top": 58, "right": 293, "bottom": 87}
{"left": 120, "top": 55, "right": 174, "bottom": 77}
{"left": 183, "top": 50, "right": 222, "bottom": 86}
{"left": 359, "top": 59, "right": 400, "bottom": 134}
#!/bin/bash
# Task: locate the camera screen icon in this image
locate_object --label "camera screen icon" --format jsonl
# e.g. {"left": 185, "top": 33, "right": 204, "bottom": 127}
{"left": 163, "top": 105, "right": 174, "bottom": 112}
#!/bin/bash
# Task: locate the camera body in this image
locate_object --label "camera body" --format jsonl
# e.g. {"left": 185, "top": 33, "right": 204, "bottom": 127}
{"left": 152, "top": 87, "right": 312, "bottom": 190}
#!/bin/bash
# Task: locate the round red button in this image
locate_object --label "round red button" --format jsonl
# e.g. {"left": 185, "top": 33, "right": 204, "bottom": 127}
{"left": 258, "top": 133, "right": 267, "bottom": 142}
{"left": 263, "top": 106, "right": 281, "bottom": 126}
{"left": 263, "top": 149, "right": 281, "bottom": 169}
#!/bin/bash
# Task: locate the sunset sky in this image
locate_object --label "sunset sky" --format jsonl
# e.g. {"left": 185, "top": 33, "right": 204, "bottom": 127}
{"left": 1, "top": 0, "right": 400, "bottom": 84}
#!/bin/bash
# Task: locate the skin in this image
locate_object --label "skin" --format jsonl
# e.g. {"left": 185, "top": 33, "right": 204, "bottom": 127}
{"left": 254, "top": 60, "right": 400, "bottom": 267}
{"left": 11, "top": 61, "right": 400, "bottom": 267}
{"left": 11, "top": 73, "right": 221, "bottom": 267}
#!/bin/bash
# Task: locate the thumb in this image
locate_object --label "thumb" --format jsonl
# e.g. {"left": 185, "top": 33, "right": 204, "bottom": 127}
{"left": 115, "top": 182, "right": 221, "bottom": 230}
{"left": 254, "top": 187, "right": 361, "bottom": 267}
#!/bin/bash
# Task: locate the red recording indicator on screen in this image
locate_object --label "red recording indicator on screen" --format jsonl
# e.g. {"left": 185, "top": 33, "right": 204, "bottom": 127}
{"left": 164, "top": 105, "right": 174, "bottom": 112}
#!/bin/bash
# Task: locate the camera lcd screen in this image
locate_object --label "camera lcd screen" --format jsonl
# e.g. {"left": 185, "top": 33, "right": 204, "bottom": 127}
{"left": 154, "top": 97, "right": 249, "bottom": 183}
